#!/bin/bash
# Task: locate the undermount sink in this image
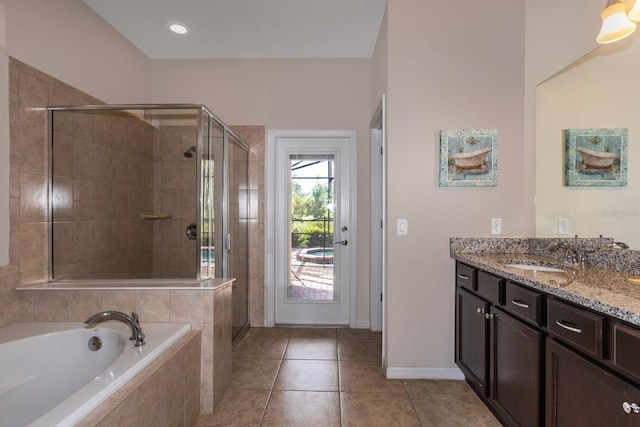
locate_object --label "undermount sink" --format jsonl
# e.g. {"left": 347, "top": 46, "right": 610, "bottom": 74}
{"left": 504, "top": 263, "right": 567, "bottom": 273}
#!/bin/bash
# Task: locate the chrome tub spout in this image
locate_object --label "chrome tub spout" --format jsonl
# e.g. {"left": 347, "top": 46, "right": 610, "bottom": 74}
{"left": 84, "top": 311, "right": 145, "bottom": 346}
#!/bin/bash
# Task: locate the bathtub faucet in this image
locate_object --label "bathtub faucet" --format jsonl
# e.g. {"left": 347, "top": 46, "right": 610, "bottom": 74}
{"left": 84, "top": 311, "right": 146, "bottom": 346}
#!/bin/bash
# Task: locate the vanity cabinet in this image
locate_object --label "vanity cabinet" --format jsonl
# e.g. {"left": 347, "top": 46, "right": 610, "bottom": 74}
{"left": 546, "top": 339, "right": 640, "bottom": 427}
{"left": 456, "top": 287, "right": 490, "bottom": 395}
{"left": 455, "top": 261, "right": 640, "bottom": 427}
{"left": 455, "top": 265, "right": 543, "bottom": 426}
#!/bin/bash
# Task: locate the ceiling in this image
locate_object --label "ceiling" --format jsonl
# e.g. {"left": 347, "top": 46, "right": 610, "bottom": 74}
{"left": 83, "top": 0, "right": 387, "bottom": 59}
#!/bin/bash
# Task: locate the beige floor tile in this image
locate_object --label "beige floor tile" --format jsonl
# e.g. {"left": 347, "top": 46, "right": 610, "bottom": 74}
{"left": 411, "top": 393, "right": 501, "bottom": 427}
{"left": 244, "top": 327, "right": 292, "bottom": 339}
{"left": 230, "top": 358, "right": 281, "bottom": 390}
{"left": 261, "top": 391, "right": 340, "bottom": 427}
{"left": 339, "top": 360, "right": 406, "bottom": 393}
{"left": 285, "top": 338, "right": 337, "bottom": 360}
{"left": 196, "top": 389, "right": 269, "bottom": 426}
{"left": 341, "top": 392, "right": 421, "bottom": 427}
{"left": 274, "top": 359, "right": 339, "bottom": 391}
{"left": 289, "top": 327, "right": 338, "bottom": 339}
{"left": 233, "top": 336, "right": 288, "bottom": 359}
{"left": 404, "top": 379, "right": 474, "bottom": 398}
{"left": 337, "top": 339, "right": 382, "bottom": 362}
{"left": 337, "top": 329, "right": 382, "bottom": 341}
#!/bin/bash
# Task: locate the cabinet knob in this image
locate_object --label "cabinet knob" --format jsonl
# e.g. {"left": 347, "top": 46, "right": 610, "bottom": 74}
{"left": 623, "top": 402, "right": 640, "bottom": 414}
{"left": 476, "top": 307, "right": 485, "bottom": 314}
{"left": 485, "top": 313, "right": 496, "bottom": 320}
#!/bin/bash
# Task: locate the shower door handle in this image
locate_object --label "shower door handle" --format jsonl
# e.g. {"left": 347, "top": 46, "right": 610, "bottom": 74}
{"left": 334, "top": 240, "right": 348, "bottom": 246}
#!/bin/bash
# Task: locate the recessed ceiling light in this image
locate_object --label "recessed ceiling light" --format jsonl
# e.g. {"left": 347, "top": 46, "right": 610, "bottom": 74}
{"left": 167, "top": 21, "right": 190, "bottom": 35}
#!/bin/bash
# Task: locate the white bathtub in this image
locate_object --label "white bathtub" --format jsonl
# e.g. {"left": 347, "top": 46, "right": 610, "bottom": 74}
{"left": 0, "top": 321, "right": 191, "bottom": 427}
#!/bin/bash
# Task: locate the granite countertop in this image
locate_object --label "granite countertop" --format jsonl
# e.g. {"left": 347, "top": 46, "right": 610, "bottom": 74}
{"left": 452, "top": 252, "right": 640, "bottom": 326}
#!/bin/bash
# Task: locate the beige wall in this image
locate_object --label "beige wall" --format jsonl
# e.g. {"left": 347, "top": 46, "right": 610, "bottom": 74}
{"left": 3, "top": 0, "right": 151, "bottom": 103}
{"left": 523, "top": 0, "right": 602, "bottom": 237}
{"left": 536, "top": 37, "right": 640, "bottom": 249}
{"left": 383, "top": 0, "right": 526, "bottom": 369}
{"left": 150, "top": 58, "right": 373, "bottom": 325}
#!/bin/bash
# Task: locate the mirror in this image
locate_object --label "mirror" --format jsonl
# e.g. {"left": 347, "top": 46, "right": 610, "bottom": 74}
{"left": 535, "top": 36, "right": 640, "bottom": 249}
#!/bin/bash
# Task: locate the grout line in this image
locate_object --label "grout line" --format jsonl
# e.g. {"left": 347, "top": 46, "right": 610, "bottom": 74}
{"left": 257, "top": 335, "right": 289, "bottom": 426}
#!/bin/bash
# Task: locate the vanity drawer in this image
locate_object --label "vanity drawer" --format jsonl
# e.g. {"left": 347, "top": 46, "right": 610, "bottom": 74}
{"left": 611, "top": 322, "right": 640, "bottom": 381}
{"left": 456, "top": 262, "right": 476, "bottom": 291}
{"left": 477, "top": 271, "right": 503, "bottom": 305}
{"left": 504, "top": 281, "right": 544, "bottom": 326}
{"left": 547, "top": 299, "right": 603, "bottom": 359}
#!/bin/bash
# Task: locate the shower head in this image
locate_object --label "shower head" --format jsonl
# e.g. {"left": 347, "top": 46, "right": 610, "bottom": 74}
{"left": 183, "top": 146, "right": 197, "bottom": 158}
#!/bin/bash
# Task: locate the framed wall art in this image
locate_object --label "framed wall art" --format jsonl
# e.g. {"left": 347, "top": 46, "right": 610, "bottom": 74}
{"left": 439, "top": 129, "right": 498, "bottom": 187}
{"left": 564, "top": 128, "right": 627, "bottom": 187}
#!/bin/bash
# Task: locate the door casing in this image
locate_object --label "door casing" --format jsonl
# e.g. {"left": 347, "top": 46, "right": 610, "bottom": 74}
{"left": 266, "top": 130, "right": 357, "bottom": 327}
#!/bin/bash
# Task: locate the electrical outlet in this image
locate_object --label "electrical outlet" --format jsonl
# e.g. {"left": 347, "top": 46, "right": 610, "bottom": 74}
{"left": 558, "top": 218, "right": 569, "bottom": 235}
{"left": 491, "top": 218, "right": 502, "bottom": 235}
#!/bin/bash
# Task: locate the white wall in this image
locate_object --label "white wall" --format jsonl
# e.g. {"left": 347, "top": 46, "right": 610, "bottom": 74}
{"left": 150, "top": 58, "right": 373, "bottom": 324}
{"left": 384, "top": 0, "right": 526, "bottom": 371}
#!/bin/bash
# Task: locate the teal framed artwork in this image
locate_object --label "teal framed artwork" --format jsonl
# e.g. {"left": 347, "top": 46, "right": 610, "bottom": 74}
{"left": 564, "top": 128, "right": 627, "bottom": 187}
{"left": 439, "top": 129, "right": 498, "bottom": 187}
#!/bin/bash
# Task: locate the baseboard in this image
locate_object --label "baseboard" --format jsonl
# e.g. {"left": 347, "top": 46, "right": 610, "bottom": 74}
{"left": 385, "top": 367, "right": 465, "bottom": 380}
{"left": 354, "top": 320, "right": 370, "bottom": 329}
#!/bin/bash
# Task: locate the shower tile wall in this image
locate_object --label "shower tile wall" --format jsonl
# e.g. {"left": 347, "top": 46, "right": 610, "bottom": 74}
{"left": 52, "top": 110, "right": 155, "bottom": 279}
{"left": 152, "top": 126, "right": 197, "bottom": 278}
{"left": 0, "top": 58, "right": 106, "bottom": 329}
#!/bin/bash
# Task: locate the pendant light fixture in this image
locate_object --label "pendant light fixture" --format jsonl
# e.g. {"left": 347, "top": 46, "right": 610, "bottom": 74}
{"left": 628, "top": 0, "right": 640, "bottom": 22}
{"left": 596, "top": 0, "right": 637, "bottom": 44}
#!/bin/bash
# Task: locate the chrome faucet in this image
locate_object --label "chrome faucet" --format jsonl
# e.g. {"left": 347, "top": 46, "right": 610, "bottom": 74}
{"left": 549, "top": 242, "right": 577, "bottom": 264}
{"left": 84, "top": 311, "right": 146, "bottom": 346}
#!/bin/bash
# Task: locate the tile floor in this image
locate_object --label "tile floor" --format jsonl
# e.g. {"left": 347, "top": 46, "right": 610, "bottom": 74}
{"left": 195, "top": 327, "right": 500, "bottom": 426}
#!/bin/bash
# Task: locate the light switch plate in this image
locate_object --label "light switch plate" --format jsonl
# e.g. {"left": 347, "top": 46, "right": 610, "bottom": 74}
{"left": 397, "top": 219, "right": 408, "bottom": 235}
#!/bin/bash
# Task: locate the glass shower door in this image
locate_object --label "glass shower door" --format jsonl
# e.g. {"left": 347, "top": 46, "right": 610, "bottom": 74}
{"left": 227, "top": 133, "right": 249, "bottom": 343}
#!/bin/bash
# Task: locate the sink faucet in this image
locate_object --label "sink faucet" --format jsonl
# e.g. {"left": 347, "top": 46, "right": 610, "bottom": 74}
{"left": 549, "top": 242, "right": 577, "bottom": 264}
{"left": 84, "top": 311, "right": 145, "bottom": 346}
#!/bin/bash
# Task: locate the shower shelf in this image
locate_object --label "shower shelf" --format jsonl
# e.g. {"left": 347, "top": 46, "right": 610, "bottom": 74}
{"left": 140, "top": 213, "right": 173, "bottom": 220}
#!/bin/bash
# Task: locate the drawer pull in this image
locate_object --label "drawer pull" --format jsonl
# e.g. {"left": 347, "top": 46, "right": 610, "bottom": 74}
{"left": 623, "top": 402, "right": 640, "bottom": 414}
{"left": 555, "top": 319, "right": 582, "bottom": 334}
{"left": 458, "top": 274, "right": 469, "bottom": 280}
{"left": 511, "top": 299, "right": 530, "bottom": 309}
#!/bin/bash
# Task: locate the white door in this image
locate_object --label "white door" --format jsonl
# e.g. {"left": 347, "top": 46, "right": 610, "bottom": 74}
{"left": 273, "top": 133, "right": 355, "bottom": 325}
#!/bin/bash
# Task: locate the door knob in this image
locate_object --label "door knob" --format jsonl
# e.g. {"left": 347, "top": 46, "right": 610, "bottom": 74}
{"left": 334, "top": 240, "right": 348, "bottom": 246}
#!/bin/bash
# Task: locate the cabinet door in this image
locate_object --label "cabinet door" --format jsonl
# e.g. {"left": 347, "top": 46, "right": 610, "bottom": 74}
{"left": 546, "top": 338, "right": 640, "bottom": 427}
{"left": 456, "top": 287, "right": 490, "bottom": 396}
{"left": 490, "top": 307, "right": 542, "bottom": 427}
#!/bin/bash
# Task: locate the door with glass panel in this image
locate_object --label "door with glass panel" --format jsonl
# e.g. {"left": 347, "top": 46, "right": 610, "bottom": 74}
{"left": 274, "top": 137, "right": 352, "bottom": 325}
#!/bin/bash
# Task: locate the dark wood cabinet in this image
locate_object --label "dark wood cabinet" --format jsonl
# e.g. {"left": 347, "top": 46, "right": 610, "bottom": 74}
{"left": 455, "top": 261, "right": 640, "bottom": 427}
{"left": 546, "top": 338, "right": 640, "bottom": 427}
{"left": 456, "top": 287, "right": 489, "bottom": 396}
{"left": 491, "top": 306, "right": 543, "bottom": 427}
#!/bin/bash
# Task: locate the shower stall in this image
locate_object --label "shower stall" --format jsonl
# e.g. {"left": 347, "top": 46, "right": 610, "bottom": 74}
{"left": 48, "top": 104, "right": 249, "bottom": 342}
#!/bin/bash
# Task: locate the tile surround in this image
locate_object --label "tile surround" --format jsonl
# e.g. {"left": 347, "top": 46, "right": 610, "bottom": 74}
{"left": 77, "top": 330, "right": 202, "bottom": 427}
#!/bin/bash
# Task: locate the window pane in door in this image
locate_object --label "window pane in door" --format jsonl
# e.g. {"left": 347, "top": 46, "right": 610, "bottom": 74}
{"left": 288, "top": 155, "right": 336, "bottom": 302}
